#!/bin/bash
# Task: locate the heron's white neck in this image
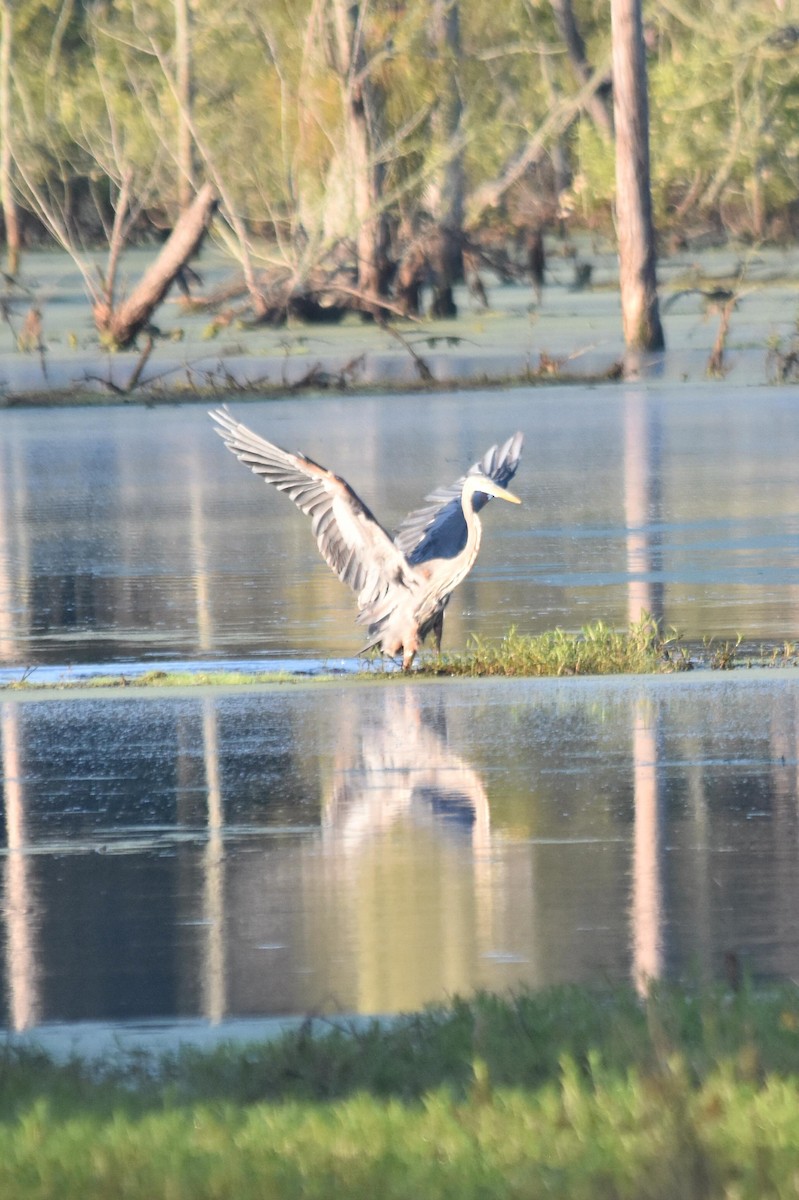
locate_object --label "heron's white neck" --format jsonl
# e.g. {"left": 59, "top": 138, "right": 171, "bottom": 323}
{"left": 456, "top": 476, "right": 485, "bottom": 575}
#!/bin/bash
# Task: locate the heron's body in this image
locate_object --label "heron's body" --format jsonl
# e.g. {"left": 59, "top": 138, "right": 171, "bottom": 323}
{"left": 210, "top": 409, "right": 523, "bottom": 668}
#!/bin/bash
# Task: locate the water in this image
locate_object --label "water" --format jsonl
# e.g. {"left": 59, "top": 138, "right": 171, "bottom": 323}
{"left": 9, "top": 242, "right": 799, "bottom": 395}
{"left": 3, "top": 674, "right": 799, "bottom": 1032}
{"left": 2, "top": 384, "right": 799, "bottom": 676}
{"left": 3, "top": 384, "right": 799, "bottom": 1035}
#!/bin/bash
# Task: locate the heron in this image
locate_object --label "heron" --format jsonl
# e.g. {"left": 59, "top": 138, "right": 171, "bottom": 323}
{"left": 210, "top": 408, "right": 523, "bottom": 669}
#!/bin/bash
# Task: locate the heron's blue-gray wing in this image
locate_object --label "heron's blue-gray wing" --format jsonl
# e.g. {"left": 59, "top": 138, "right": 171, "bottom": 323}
{"left": 210, "top": 408, "right": 414, "bottom": 611}
{"left": 394, "top": 432, "right": 524, "bottom": 565}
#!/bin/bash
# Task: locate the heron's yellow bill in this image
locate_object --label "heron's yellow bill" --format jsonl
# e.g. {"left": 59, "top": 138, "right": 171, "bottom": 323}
{"left": 478, "top": 477, "right": 522, "bottom": 504}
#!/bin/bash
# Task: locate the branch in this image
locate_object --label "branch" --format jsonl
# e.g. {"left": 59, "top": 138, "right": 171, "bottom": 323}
{"left": 465, "top": 53, "right": 612, "bottom": 226}
{"left": 97, "top": 182, "right": 217, "bottom": 346}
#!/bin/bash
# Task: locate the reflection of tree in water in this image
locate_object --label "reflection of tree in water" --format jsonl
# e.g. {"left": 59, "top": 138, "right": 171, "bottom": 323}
{"left": 1, "top": 702, "right": 40, "bottom": 1031}
{"left": 624, "top": 389, "right": 664, "bottom": 627}
{"left": 630, "top": 697, "right": 663, "bottom": 996}
{"left": 323, "top": 689, "right": 490, "bottom": 852}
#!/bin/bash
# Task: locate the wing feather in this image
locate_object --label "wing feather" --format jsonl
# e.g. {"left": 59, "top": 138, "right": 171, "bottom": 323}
{"left": 210, "top": 408, "right": 415, "bottom": 611}
{"left": 394, "top": 432, "right": 524, "bottom": 565}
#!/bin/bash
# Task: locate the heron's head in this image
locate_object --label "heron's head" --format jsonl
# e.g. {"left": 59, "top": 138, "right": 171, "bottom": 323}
{"left": 470, "top": 475, "right": 521, "bottom": 505}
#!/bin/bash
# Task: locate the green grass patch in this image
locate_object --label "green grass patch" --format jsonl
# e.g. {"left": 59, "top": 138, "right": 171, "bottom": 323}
{"left": 4, "top": 983, "right": 799, "bottom": 1197}
{"left": 0, "top": 668, "right": 349, "bottom": 692}
{"left": 429, "top": 617, "right": 689, "bottom": 677}
{"left": 84, "top": 669, "right": 308, "bottom": 688}
{"left": 426, "top": 621, "right": 799, "bottom": 676}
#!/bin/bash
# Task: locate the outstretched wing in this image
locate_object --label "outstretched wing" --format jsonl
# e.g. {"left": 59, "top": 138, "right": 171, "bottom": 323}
{"left": 209, "top": 408, "right": 415, "bottom": 611}
{"left": 394, "top": 432, "right": 524, "bottom": 566}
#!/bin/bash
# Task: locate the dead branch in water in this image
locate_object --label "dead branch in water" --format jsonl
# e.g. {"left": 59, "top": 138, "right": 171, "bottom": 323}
{"left": 706, "top": 294, "right": 738, "bottom": 377}
{"left": 83, "top": 335, "right": 155, "bottom": 395}
{"left": 380, "top": 323, "right": 433, "bottom": 382}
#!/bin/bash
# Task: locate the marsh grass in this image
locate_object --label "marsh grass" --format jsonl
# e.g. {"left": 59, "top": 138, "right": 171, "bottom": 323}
{"left": 0, "top": 668, "right": 346, "bottom": 691}
{"left": 4, "top": 984, "right": 799, "bottom": 1197}
{"left": 429, "top": 616, "right": 688, "bottom": 677}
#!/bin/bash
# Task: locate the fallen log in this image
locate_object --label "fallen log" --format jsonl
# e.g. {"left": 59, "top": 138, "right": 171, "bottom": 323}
{"left": 93, "top": 183, "right": 217, "bottom": 349}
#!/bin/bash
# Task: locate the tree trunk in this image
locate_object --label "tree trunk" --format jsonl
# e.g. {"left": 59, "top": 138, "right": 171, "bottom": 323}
{"left": 610, "top": 0, "right": 664, "bottom": 351}
{"left": 427, "top": 0, "right": 464, "bottom": 318}
{"left": 94, "top": 182, "right": 216, "bottom": 348}
{"left": 330, "top": 0, "right": 390, "bottom": 311}
{"left": 395, "top": 217, "right": 426, "bottom": 316}
{"left": 0, "top": 0, "right": 20, "bottom": 276}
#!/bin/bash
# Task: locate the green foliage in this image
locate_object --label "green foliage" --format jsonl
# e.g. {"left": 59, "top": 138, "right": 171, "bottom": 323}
{"left": 4, "top": 985, "right": 799, "bottom": 1197}
{"left": 570, "top": 121, "right": 617, "bottom": 222}
{"left": 647, "top": 1, "right": 799, "bottom": 236}
{"left": 6, "top": 0, "right": 799, "bottom": 254}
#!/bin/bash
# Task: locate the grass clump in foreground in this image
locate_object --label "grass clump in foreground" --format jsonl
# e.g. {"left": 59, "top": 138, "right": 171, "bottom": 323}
{"left": 432, "top": 616, "right": 689, "bottom": 677}
{"left": 4, "top": 983, "right": 799, "bottom": 1198}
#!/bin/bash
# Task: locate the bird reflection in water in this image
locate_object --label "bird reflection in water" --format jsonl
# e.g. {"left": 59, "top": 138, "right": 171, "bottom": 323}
{"left": 322, "top": 689, "right": 491, "bottom": 852}
{"left": 316, "top": 688, "right": 499, "bottom": 1011}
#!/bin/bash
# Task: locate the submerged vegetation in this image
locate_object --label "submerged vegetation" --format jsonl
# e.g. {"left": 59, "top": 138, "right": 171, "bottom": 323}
{"left": 5, "top": 983, "right": 799, "bottom": 1197}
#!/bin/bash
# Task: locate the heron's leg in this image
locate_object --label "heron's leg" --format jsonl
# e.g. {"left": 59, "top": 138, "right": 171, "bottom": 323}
{"left": 432, "top": 611, "right": 444, "bottom": 655}
{"left": 402, "top": 629, "right": 421, "bottom": 670}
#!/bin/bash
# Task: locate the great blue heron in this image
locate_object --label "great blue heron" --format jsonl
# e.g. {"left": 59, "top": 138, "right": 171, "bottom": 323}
{"left": 210, "top": 408, "right": 523, "bottom": 669}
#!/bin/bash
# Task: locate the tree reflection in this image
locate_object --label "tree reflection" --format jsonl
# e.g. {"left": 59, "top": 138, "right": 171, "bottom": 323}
{"left": 201, "top": 698, "right": 226, "bottom": 1023}
{"left": 1, "top": 703, "right": 40, "bottom": 1030}
{"left": 188, "top": 438, "right": 215, "bottom": 654}
{"left": 623, "top": 389, "right": 663, "bottom": 626}
{"left": 0, "top": 442, "right": 15, "bottom": 662}
{"left": 624, "top": 389, "right": 666, "bottom": 995}
{"left": 0, "top": 432, "right": 31, "bottom": 665}
{"left": 630, "top": 698, "right": 664, "bottom": 995}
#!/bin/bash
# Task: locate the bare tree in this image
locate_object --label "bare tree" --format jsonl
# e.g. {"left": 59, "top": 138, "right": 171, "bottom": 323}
{"left": 140, "top": 20, "right": 271, "bottom": 320}
{"left": 610, "top": 0, "right": 664, "bottom": 351}
{"left": 329, "top": 0, "right": 390, "bottom": 311}
{"left": 12, "top": 8, "right": 218, "bottom": 352}
{"left": 425, "top": 0, "right": 464, "bottom": 317}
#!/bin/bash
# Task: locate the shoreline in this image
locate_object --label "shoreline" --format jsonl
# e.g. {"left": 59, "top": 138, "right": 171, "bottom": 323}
{"left": 2, "top": 660, "right": 798, "bottom": 702}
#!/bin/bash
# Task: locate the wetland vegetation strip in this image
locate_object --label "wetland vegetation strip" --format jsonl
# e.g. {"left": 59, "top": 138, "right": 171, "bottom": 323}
{"left": 434, "top": 622, "right": 799, "bottom": 676}
{"left": 2, "top": 620, "right": 798, "bottom": 692}
{"left": 4, "top": 983, "right": 799, "bottom": 1198}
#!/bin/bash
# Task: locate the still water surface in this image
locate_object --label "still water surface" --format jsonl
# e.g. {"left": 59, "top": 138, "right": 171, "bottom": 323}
{"left": 2, "top": 384, "right": 799, "bottom": 673}
{"left": 3, "top": 674, "right": 799, "bottom": 1030}
{"left": 2, "top": 385, "right": 799, "bottom": 1033}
